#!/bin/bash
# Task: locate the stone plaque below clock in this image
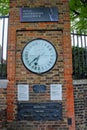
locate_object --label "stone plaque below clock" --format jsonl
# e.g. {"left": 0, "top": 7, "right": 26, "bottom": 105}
{"left": 17, "top": 102, "right": 62, "bottom": 121}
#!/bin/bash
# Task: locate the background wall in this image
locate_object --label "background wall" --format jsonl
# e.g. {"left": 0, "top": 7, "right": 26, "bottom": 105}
{"left": 73, "top": 80, "right": 87, "bottom": 130}
{"left": 0, "top": 87, "right": 6, "bottom": 129}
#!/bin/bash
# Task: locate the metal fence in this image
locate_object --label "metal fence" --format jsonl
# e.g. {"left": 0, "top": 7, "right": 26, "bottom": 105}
{"left": 0, "top": 16, "right": 9, "bottom": 79}
{"left": 0, "top": 16, "right": 87, "bottom": 79}
{"left": 71, "top": 32, "right": 87, "bottom": 79}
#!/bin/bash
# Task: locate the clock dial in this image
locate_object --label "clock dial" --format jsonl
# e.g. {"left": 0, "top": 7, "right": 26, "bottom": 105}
{"left": 21, "top": 38, "right": 57, "bottom": 74}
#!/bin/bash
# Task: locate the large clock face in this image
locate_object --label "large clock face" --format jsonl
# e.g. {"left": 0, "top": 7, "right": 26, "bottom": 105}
{"left": 21, "top": 38, "right": 57, "bottom": 74}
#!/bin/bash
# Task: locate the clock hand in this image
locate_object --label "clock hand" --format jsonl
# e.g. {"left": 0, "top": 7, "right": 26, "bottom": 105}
{"left": 34, "top": 53, "right": 45, "bottom": 66}
{"left": 29, "top": 55, "right": 40, "bottom": 66}
{"left": 29, "top": 57, "right": 38, "bottom": 66}
{"left": 34, "top": 55, "right": 41, "bottom": 66}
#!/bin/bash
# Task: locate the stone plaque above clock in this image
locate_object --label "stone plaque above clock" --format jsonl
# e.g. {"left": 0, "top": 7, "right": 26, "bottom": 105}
{"left": 20, "top": 7, "right": 58, "bottom": 22}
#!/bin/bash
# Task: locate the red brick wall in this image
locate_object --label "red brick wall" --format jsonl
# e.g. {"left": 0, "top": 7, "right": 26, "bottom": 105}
{"left": 7, "top": 0, "right": 75, "bottom": 129}
{"left": 0, "top": 88, "right": 6, "bottom": 129}
{"left": 73, "top": 80, "right": 87, "bottom": 130}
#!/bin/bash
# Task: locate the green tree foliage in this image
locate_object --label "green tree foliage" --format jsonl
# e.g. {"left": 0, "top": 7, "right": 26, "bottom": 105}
{"left": 72, "top": 46, "right": 87, "bottom": 79}
{"left": 0, "top": 0, "right": 9, "bottom": 16}
{"left": 69, "top": 0, "right": 87, "bottom": 33}
{"left": 0, "top": 0, "right": 87, "bottom": 33}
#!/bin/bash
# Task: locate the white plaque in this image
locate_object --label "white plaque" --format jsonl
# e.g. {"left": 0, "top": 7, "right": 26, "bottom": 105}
{"left": 18, "top": 84, "right": 29, "bottom": 101}
{"left": 50, "top": 84, "right": 62, "bottom": 100}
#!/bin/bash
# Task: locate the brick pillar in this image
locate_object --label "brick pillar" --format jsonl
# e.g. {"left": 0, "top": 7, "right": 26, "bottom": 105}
{"left": 7, "top": 0, "right": 76, "bottom": 130}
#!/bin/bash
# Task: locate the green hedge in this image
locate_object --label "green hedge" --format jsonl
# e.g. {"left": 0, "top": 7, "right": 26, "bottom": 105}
{"left": 72, "top": 46, "right": 87, "bottom": 79}
{"left": 0, "top": 64, "right": 7, "bottom": 78}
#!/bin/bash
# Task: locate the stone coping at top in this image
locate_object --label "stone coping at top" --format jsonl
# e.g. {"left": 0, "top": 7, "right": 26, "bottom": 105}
{"left": 73, "top": 79, "right": 87, "bottom": 85}
{"left": 0, "top": 79, "right": 9, "bottom": 88}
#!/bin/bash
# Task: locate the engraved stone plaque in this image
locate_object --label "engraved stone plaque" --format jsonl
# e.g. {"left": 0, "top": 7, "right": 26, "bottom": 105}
{"left": 18, "top": 84, "right": 29, "bottom": 101}
{"left": 50, "top": 84, "right": 62, "bottom": 100}
{"left": 20, "top": 7, "right": 58, "bottom": 22}
{"left": 18, "top": 102, "right": 62, "bottom": 121}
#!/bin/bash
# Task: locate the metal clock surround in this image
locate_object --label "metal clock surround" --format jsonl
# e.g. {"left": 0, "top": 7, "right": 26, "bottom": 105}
{"left": 21, "top": 38, "right": 58, "bottom": 74}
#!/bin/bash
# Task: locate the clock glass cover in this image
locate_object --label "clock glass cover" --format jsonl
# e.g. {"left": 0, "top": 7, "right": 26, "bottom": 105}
{"left": 21, "top": 38, "right": 57, "bottom": 74}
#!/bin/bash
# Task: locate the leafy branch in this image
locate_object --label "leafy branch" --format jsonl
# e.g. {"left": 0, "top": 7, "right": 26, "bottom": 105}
{"left": 0, "top": 0, "right": 9, "bottom": 16}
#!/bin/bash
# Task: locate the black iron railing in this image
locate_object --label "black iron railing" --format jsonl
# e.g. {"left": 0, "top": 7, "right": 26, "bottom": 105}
{"left": 0, "top": 16, "right": 9, "bottom": 79}
{"left": 0, "top": 16, "right": 87, "bottom": 79}
{"left": 71, "top": 32, "right": 87, "bottom": 79}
